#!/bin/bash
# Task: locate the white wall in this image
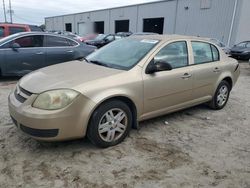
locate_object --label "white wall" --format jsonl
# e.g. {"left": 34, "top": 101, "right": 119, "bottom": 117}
{"left": 45, "top": 0, "right": 246, "bottom": 45}
{"left": 234, "top": 0, "right": 250, "bottom": 44}
{"left": 90, "top": 10, "right": 110, "bottom": 33}
{"left": 137, "top": 0, "right": 177, "bottom": 34}
{"left": 110, "top": 6, "right": 138, "bottom": 33}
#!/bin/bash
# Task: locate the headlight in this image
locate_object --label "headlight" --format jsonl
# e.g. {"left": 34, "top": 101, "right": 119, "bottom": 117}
{"left": 33, "top": 89, "right": 80, "bottom": 110}
{"left": 243, "top": 51, "right": 250, "bottom": 54}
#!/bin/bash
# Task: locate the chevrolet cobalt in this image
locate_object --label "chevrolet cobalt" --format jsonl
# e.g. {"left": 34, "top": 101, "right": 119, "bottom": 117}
{"left": 9, "top": 35, "right": 240, "bottom": 147}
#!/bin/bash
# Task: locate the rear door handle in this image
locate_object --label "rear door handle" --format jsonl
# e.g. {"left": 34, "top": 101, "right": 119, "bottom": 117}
{"left": 213, "top": 67, "right": 221, "bottom": 73}
{"left": 36, "top": 52, "right": 44, "bottom": 55}
{"left": 66, "top": 50, "right": 73, "bottom": 53}
{"left": 181, "top": 73, "right": 192, "bottom": 79}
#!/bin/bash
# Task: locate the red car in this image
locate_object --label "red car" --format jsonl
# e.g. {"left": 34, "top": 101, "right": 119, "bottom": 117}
{"left": 81, "top": 34, "right": 98, "bottom": 42}
{"left": 0, "top": 23, "right": 42, "bottom": 38}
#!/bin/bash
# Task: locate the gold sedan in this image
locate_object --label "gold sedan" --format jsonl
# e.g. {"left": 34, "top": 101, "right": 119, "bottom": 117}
{"left": 8, "top": 35, "right": 240, "bottom": 147}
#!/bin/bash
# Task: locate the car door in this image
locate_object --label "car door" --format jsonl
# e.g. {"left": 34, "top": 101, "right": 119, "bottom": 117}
{"left": 44, "top": 35, "right": 77, "bottom": 66}
{"left": 190, "top": 41, "right": 222, "bottom": 99}
{"left": 3, "top": 35, "right": 45, "bottom": 76}
{"left": 143, "top": 41, "right": 193, "bottom": 117}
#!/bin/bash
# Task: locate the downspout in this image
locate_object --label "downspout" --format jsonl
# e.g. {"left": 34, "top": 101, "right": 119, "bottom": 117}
{"left": 227, "top": 0, "right": 238, "bottom": 46}
{"left": 173, "top": 0, "right": 179, "bottom": 34}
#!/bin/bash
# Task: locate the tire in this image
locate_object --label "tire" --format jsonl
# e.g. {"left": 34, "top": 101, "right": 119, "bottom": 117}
{"left": 209, "top": 80, "right": 231, "bottom": 110}
{"left": 87, "top": 100, "right": 132, "bottom": 148}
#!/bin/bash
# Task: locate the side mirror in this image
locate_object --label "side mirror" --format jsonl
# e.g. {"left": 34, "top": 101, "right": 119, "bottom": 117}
{"left": 11, "top": 43, "right": 21, "bottom": 51}
{"left": 146, "top": 59, "right": 172, "bottom": 74}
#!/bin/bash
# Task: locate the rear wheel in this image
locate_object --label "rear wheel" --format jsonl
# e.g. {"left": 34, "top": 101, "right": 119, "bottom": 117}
{"left": 87, "top": 100, "right": 132, "bottom": 148}
{"left": 209, "top": 80, "right": 231, "bottom": 110}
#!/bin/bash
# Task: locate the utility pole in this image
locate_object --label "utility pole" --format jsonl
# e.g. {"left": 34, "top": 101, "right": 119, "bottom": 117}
{"left": 2, "top": 0, "right": 7, "bottom": 22}
{"left": 8, "top": 0, "right": 13, "bottom": 23}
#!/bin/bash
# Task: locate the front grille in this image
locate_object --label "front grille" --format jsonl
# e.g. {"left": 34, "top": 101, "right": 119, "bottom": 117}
{"left": 14, "top": 85, "right": 33, "bottom": 103}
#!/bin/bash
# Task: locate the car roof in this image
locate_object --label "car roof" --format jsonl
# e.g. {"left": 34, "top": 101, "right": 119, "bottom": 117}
{"left": 130, "top": 34, "right": 211, "bottom": 42}
{"left": 0, "top": 32, "right": 80, "bottom": 44}
{"left": 0, "top": 23, "right": 29, "bottom": 27}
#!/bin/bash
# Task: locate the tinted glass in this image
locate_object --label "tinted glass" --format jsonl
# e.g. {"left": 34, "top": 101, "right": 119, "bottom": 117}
{"left": 211, "top": 45, "right": 219, "bottom": 61}
{"left": 246, "top": 43, "right": 250, "bottom": 48}
{"left": 154, "top": 41, "right": 188, "bottom": 69}
{"left": 236, "top": 42, "right": 247, "bottom": 47}
{"left": 3, "top": 35, "right": 44, "bottom": 48}
{"left": 87, "top": 38, "right": 159, "bottom": 70}
{"left": 105, "top": 35, "right": 114, "bottom": 41}
{"left": 0, "top": 27, "right": 4, "bottom": 37}
{"left": 95, "top": 34, "right": 107, "bottom": 40}
{"left": 9, "top": 27, "right": 26, "bottom": 35}
{"left": 45, "top": 36, "right": 73, "bottom": 47}
{"left": 192, "top": 42, "right": 213, "bottom": 64}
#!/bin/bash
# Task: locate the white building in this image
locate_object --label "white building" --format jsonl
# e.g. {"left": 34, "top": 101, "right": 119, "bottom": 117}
{"left": 45, "top": 0, "right": 250, "bottom": 46}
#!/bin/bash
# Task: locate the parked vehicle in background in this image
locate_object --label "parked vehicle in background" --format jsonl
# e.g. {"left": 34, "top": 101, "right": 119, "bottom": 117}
{"left": 81, "top": 34, "right": 98, "bottom": 42}
{"left": 131, "top": 32, "right": 159, "bottom": 36}
{"left": 230, "top": 41, "right": 250, "bottom": 60}
{"left": 116, "top": 32, "right": 133, "bottom": 37}
{"left": 209, "top": 38, "right": 231, "bottom": 54}
{"left": 61, "top": 31, "right": 85, "bottom": 42}
{"left": 0, "top": 32, "right": 96, "bottom": 76}
{"left": 85, "top": 34, "right": 123, "bottom": 48}
{"left": 0, "top": 23, "right": 43, "bottom": 38}
{"left": 8, "top": 35, "right": 240, "bottom": 147}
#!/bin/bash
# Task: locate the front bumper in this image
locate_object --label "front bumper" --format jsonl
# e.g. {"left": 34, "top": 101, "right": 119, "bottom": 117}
{"left": 230, "top": 52, "right": 250, "bottom": 60}
{"left": 8, "top": 90, "right": 96, "bottom": 141}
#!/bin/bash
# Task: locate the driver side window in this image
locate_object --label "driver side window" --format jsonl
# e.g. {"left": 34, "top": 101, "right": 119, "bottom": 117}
{"left": 154, "top": 41, "right": 188, "bottom": 69}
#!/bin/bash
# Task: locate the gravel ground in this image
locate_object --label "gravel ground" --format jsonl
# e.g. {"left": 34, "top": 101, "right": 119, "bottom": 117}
{"left": 0, "top": 62, "right": 250, "bottom": 188}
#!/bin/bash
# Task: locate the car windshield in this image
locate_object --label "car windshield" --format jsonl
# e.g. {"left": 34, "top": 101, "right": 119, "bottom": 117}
{"left": 86, "top": 38, "right": 159, "bottom": 70}
{"left": 236, "top": 42, "right": 247, "bottom": 47}
{"left": 95, "top": 34, "right": 107, "bottom": 40}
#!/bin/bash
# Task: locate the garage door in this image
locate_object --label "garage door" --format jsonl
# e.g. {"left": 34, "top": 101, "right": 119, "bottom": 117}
{"left": 78, "top": 22, "right": 87, "bottom": 36}
{"left": 143, "top": 18, "right": 164, "bottom": 34}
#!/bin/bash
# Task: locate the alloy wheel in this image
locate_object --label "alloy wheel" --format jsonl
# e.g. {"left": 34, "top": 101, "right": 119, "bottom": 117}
{"left": 98, "top": 108, "right": 128, "bottom": 142}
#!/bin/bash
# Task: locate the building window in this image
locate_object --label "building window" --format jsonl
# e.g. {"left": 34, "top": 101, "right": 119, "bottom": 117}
{"left": 115, "top": 20, "right": 129, "bottom": 33}
{"left": 65, "top": 23, "right": 72, "bottom": 32}
{"left": 94, "top": 21, "right": 104, "bottom": 34}
{"left": 143, "top": 18, "right": 164, "bottom": 34}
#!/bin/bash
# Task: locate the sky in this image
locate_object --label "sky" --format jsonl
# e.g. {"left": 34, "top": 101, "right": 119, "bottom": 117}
{"left": 0, "top": 0, "right": 160, "bottom": 25}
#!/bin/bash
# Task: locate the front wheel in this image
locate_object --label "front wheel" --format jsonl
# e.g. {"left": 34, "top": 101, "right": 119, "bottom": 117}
{"left": 209, "top": 80, "right": 231, "bottom": 110}
{"left": 87, "top": 100, "right": 132, "bottom": 148}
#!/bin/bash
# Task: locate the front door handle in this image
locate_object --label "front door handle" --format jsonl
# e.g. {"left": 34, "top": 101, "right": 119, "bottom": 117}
{"left": 213, "top": 67, "right": 221, "bottom": 73}
{"left": 36, "top": 52, "right": 44, "bottom": 55}
{"left": 66, "top": 50, "right": 73, "bottom": 53}
{"left": 181, "top": 73, "right": 192, "bottom": 79}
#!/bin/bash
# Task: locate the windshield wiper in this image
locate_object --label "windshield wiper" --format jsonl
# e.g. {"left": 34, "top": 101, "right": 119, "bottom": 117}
{"left": 89, "top": 60, "right": 111, "bottom": 68}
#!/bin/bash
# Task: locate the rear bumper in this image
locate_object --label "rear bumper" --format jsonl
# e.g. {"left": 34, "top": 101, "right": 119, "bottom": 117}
{"left": 8, "top": 91, "right": 96, "bottom": 141}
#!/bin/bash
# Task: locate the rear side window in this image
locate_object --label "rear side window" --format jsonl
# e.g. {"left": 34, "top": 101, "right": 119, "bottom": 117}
{"left": 9, "top": 27, "right": 26, "bottom": 35}
{"left": 45, "top": 36, "right": 77, "bottom": 47}
{"left": 211, "top": 45, "right": 219, "bottom": 61}
{"left": 0, "top": 27, "right": 4, "bottom": 37}
{"left": 154, "top": 41, "right": 188, "bottom": 69}
{"left": 191, "top": 41, "right": 220, "bottom": 64}
{"left": 3, "top": 35, "right": 44, "bottom": 48}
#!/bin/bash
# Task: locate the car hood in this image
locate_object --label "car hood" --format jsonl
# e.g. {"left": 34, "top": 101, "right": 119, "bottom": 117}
{"left": 19, "top": 60, "right": 123, "bottom": 94}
